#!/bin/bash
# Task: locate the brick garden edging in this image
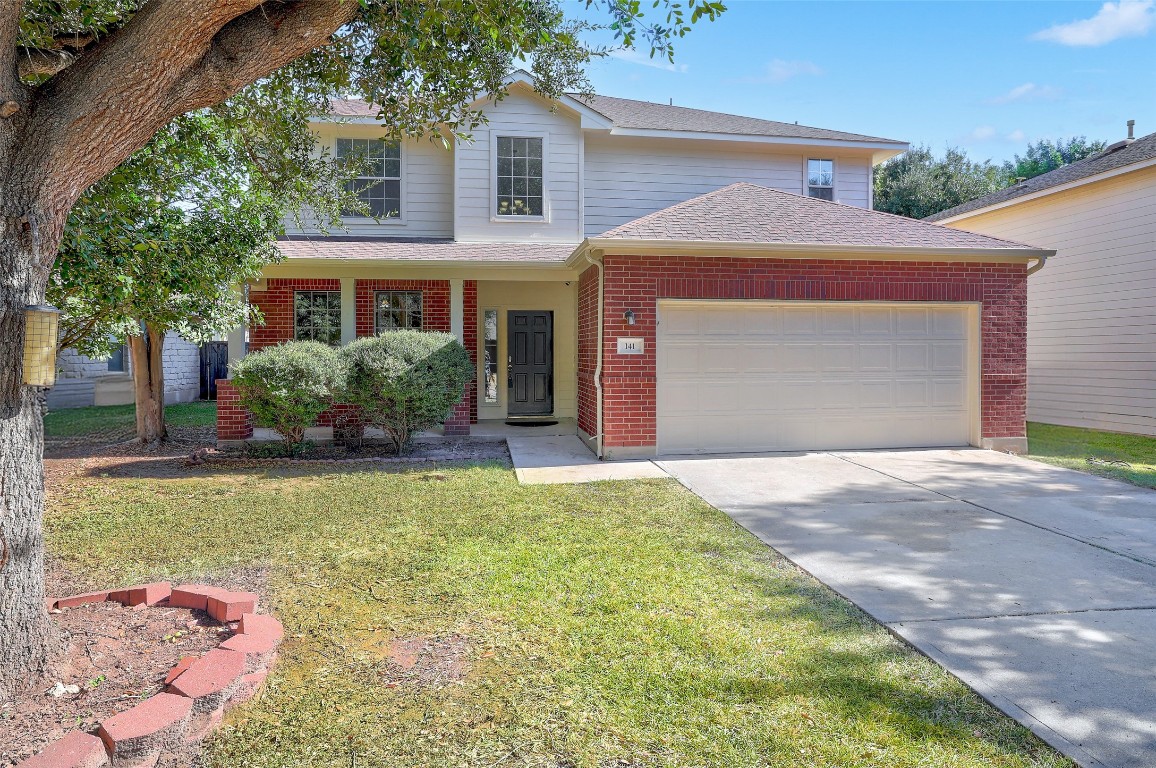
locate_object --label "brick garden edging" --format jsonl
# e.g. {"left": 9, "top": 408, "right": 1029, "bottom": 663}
{"left": 21, "top": 583, "right": 283, "bottom": 768}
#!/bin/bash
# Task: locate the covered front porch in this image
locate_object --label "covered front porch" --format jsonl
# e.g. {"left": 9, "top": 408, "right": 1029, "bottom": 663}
{"left": 217, "top": 238, "right": 583, "bottom": 445}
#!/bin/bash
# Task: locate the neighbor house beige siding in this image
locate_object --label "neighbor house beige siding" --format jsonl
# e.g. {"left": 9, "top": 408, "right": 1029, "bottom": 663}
{"left": 944, "top": 165, "right": 1156, "bottom": 435}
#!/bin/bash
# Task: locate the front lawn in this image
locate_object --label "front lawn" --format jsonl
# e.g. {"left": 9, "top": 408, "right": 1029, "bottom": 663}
{"left": 45, "top": 461, "right": 1070, "bottom": 768}
{"left": 44, "top": 400, "right": 217, "bottom": 438}
{"left": 1028, "top": 421, "right": 1156, "bottom": 489}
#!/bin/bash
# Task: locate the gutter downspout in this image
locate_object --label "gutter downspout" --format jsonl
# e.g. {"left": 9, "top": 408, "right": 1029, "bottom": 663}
{"left": 585, "top": 251, "right": 605, "bottom": 459}
{"left": 1026, "top": 255, "right": 1047, "bottom": 276}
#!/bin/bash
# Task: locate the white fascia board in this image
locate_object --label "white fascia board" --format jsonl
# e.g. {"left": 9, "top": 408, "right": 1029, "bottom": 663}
{"left": 604, "top": 127, "right": 908, "bottom": 154}
{"left": 567, "top": 237, "right": 1053, "bottom": 267}
{"left": 934, "top": 155, "right": 1156, "bottom": 225}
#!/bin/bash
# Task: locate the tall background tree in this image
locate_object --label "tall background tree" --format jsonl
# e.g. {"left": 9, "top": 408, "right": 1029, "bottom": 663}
{"left": 50, "top": 103, "right": 359, "bottom": 444}
{"left": 0, "top": 0, "right": 724, "bottom": 699}
{"left": 1002, "top": 136, "right": 1106, "bottom": 181}
{"left": 874, "top": 136, "right": 1107, "bottom": 219}
{"left": 872, "top": 145, "right": 1007, "bottom": 220}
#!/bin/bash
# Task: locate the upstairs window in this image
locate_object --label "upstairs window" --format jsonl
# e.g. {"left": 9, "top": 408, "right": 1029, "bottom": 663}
{"left": 374, "top": 290, "right": 422, "bottom": 333}
{"left": 496, "top": 136, "right": 543, "bottom": 216}
{"left": 294, "top": 290, "right": 342, "bottom": 346}
{"left": 807, "top": 159, "right": 834, "bottom": 201}
{"left": 337, "top": 138, "right": 401, "bottom": 218}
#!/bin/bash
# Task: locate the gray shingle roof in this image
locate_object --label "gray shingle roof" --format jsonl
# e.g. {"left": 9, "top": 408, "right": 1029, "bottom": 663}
{"left": 597, "top": 182, "right": 1042, "bottom": 251}
{"left": 926, "top": 132, "right": 1156, "bottom": 222}
{"left": 328, "top": 99, "right": 378, "bottom": 117}
{"left": 323, "top": 95, "right": 904, "bottom": 145}
{"left": 570, "top": 93, "right": 904, "bottom": 144}
{"left": 277, "top": 237, "right": 574, "bottom": 263}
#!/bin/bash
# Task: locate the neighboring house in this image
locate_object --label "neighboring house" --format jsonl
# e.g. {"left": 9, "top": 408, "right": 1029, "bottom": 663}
{"left": 928, "top": 126, "right": 1156, "bottom": 436}
{"left": 218, "top": 72, "right": 1052, "bottom": 457}
{"left": 49, "top": 332, "right": 202, "bottom": 410}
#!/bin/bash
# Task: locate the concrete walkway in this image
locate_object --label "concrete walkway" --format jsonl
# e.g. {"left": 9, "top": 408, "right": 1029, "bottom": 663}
{"left": 507, "top": 435, "right": 669, "bottom": 484}
{"left": 659, "top": 448, "right": 1156, "bottom": 768}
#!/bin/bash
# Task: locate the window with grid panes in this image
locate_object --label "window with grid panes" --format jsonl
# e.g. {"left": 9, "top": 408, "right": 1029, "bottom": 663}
{"left": 495, "top": 136, "right": 543, "bottom": 216}
{"left": 294, "top": 291, "right": 342, "bottom": 346}
{"left": 336, "top": 138, "right": 401, "bottom": 217}
{"left": 374, "top": 291, "right": 422, "bottom": 333}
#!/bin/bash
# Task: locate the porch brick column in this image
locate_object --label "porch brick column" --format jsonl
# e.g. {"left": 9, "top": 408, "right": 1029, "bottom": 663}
{"left": 450, "top": 278, "right": 464, "bottom": 343}
{"left": 340, "top": 278, "right": 357, "bottom": 345}
{"left": 216, "top": 380, "right": 252, "bottom": 443}
{"left": 443, "top": 384, "right": 471, "bottom": 436}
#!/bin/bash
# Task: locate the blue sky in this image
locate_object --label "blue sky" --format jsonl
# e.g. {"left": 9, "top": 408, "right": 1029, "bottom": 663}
{"left": 574, "top": 1, "right": 1156, "bottom": 164}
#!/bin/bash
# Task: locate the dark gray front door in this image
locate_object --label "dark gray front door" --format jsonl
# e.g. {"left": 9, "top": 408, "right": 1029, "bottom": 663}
{"left": 508, "top": 310, "right": 553, "bottom": 416}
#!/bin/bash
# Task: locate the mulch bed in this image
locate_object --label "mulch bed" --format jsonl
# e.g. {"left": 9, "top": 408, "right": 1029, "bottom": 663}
{"left": 0, "top": 601, "right": 227, "bottom": 767}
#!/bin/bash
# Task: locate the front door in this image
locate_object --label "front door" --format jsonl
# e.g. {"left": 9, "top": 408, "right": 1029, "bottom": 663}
{"left": 508, "top": 310, "right": 553, "bottom": 416}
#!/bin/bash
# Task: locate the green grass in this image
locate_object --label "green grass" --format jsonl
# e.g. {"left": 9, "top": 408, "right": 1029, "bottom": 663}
{"left": 1028, "top": 421, "right": 1156, "bottom": 489}
{"left": 45, "top": 463, "right": 1071, "bottom": 768}
{"left": 43, "top": 401, "right": 217, "bottom": 438}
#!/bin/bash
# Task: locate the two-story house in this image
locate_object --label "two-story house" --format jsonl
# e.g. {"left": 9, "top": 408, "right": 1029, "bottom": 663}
{"left": 217, "top": 72, "right": 1052, "bottom": 457}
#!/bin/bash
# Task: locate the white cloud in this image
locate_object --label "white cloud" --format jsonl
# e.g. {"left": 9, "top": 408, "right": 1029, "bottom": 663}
{"left": 989, "top": 82, "right": 1063, "bottom": 104}
{"left": 968, "top": 125, "right": 998, "bottom": 141}
{"left": 1033, "top": 0, "right": 1154, "bottom": 46}
{"left": 1007, "top": 129, "right": 1027, "bottom": 142}
{"left": 606, "top": 48, "right": 688, "bottom": 73}
{"left": 744, "top": 59, "right": 823, "bottom": 84}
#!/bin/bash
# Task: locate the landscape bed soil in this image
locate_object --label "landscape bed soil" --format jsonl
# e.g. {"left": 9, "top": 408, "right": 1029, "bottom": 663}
{"left": 0, "top": 600, "right": 226, "bottom": 767}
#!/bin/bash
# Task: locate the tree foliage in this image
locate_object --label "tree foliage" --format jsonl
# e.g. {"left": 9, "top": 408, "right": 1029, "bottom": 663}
{"left": 1002, "top": 137, "right": 1107, "bottom": 182}
{"left": 340, "top": 331, "right": 475, "bottom": 453}
{"left": 231, "top": 340, "right": 342, "bottom": 453}
{"left": 873, "top": 145, "right": 1007, "bottom": 220}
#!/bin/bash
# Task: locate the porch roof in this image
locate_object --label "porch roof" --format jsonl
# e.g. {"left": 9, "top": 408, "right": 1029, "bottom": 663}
{"left": 276, "top": 236, "right": 575, "bottom": 264}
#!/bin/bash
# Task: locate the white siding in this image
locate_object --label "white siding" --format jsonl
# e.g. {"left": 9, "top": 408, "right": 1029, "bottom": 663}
{"left": 945, "top": 166, "right": 1156, "bottom": 435}
{"left": 285, "top": 126, "right": 455, "bottom": 239}
{"left": 583, "top": 135, "right": 873, "bottom": 235}
{"left": 454, "top": 91, "right": 582, "bottom": 243}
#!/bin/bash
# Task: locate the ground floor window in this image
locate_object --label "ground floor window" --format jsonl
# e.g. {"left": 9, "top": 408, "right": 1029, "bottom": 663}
{"left": 483, "top": 309, "right": 499, "bottom": 403}
{"left": 375, "top": 290, "right": 422, "bottom": 333}
{"left": 294, "top": 290, "right": 342, "bottom": 346}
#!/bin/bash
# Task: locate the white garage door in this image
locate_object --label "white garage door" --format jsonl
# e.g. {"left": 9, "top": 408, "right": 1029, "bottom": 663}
{"left": 656, "top": 301, "right": 975, "bottom": 455}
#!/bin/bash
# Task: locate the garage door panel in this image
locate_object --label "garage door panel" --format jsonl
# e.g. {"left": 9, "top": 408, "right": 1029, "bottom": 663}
{"left": 820, "top": 343, "right": 857, "bottom": 372}
{"left": 657, "top": 302, "right": 974, "bottom": 455}
{"left": 858, "top": 344, "right": 892, "bottom": 371}
{"left": 896, "top": 343, "right": 930, "bottom": 372}
{"left": 857, "top": 380, "right": 892, "bottom": 408}
{"left": 858, "top": 307, "right": 893, "bottom": 335}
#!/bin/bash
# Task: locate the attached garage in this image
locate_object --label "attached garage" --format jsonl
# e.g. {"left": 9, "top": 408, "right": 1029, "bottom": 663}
{"left": 572, "top": 183, "right": 1053, "bottom": 459}
{"left": 655, "top": 301, "right": 977, "bottom": 454}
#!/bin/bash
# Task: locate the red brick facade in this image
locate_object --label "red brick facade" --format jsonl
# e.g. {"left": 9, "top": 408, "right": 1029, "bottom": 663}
{"left": 223, "top": 278, "right": 478, "bottom": 441}
{"left": 581, "top": 255, "right": 1028, "bottom": 452}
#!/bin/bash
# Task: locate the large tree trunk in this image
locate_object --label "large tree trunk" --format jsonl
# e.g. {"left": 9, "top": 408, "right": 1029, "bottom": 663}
{"left": 128, "top": 324, "right": 167, "bottom": 444}
{"left": 0, "top": 218, "right": 62, "bottom": 702}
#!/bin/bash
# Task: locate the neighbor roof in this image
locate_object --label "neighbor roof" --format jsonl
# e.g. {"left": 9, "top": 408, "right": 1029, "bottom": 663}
{"left": 570, "top": 93, "right": 903, "bottom": 144}
{"left": 277, "top": 236, "right": 574, "bottom": 263}
{"left": 328, "top": 98, "right": 378, "bottom": 117}
{"left": 926, "top": 132, "right": 1156, "bottom": 222}
{"left": 594, "top": 182, "right": 1043, "bottom": 252}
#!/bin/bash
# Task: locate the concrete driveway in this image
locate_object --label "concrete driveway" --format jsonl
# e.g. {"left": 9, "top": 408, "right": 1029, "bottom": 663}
{"left": 658, "top": 449, "right": 1156, "bottom": 768}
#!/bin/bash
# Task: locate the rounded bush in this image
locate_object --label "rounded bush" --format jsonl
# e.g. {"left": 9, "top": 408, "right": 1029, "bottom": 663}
{"left": 339, "top": 330, "right": 473, "bottom": 452}
{"left": 229, "top": 340, "right": 341, "bottom": 453}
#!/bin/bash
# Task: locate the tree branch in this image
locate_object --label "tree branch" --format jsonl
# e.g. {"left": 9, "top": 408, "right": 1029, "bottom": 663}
{"left": 0, "top": 1, "right": 25, "bottom": 97}
{"left": 23, "top": 0, "right": 357, "bottom": 216}
{"left": 16, "top": 48, "right": 75, "bottom": 80}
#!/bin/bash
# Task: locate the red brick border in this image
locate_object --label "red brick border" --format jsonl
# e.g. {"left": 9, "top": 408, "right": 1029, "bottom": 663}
{"left": 23, "top": 586, "right": 284, "bottom": 768}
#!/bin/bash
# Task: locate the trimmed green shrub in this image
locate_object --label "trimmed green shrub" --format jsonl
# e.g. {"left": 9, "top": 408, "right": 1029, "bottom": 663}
{"left": 339, "top": 330, "right": 473, "bottom": 453}
{"left": 229, "top": 340, "right": 341, "bottom": 454}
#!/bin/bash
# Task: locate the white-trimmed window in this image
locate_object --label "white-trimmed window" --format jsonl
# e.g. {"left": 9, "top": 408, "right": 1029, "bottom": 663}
{"left": 807, "top": 159, "right": 834, "bottom": 201}
{"left": 336, "top": 138, "right": 401, "bottom": 218}
{"left": 374, "top": 290, "right": 422, "bottom": 333}
{"left": 294, "top": 291, "right": 342, "bottom": 346}
{"left": 496, "top": 136, "right": 544, "bottom": 216}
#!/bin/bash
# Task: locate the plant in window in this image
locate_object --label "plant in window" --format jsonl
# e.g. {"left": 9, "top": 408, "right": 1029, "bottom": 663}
{"left": 230, "top": 340, "right": 342, "bottom": 455}
{"left": 339, "top": 331, "right": 474, "bottom": 453}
